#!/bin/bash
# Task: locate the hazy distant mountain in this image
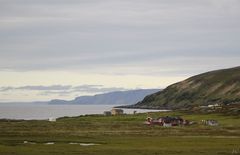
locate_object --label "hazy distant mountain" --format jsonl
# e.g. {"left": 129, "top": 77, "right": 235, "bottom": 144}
{"left": 130, "top": 66, "right": 240, "bottom": 109}
{"left": 49, "top": 89, "right": 160, "bottom": 105}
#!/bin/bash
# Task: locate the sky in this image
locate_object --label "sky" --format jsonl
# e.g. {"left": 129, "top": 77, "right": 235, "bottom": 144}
{"left": 0, "top": 0, "right": 240, "bottom": 102}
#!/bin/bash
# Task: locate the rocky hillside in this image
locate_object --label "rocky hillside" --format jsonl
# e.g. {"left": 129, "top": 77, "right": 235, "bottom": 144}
{"left": 132, "top": 66, "right": 240, "bottom": 109}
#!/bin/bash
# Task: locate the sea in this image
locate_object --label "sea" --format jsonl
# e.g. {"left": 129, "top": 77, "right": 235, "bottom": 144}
{"left": 0, "top": 103, "right": 166, "bottom": 120}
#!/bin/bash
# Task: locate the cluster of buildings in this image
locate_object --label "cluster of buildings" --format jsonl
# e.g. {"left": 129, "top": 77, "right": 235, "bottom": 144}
{"left": 145, "top": 116, "right": 189, "bottom": 127}
{"left": 104, "top": 108, "right": 124, "bottom": 116}
{"left": 199, "top": 103, "right": 221, "bottom": 108}
{"left": 145, "top": 116, "right": 219, "bottom": 127}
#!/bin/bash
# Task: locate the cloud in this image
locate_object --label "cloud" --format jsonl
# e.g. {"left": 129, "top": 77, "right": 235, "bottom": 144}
{"left": 38, "top": 90, "right": 73, "bottom": 97}
{"left": 72, "top": 85, "right": 128, "bottom": 93}
{"left": 0, "top": 0, "right": 239, "bottom": 74}
{"left": 0, "top": 85, "right": 128, "bottom": 97}
{"left": 0, "top": 85, "right": 72, "bottom": 91}
{"left": 18, "top": 85, "right": 72, "bottom": 90}
{"left": 0, "top": 0, "right": 240, "bottom": 102}
{"left": 0, "top": 87, "right": 13, "bottom": 91}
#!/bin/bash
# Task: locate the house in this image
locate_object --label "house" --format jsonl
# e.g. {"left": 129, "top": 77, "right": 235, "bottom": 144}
{"left": 208, "top": 104, "right": 220, "bottom": 108}
{"left": 159, "top": 116, "right": 186, "bottom": 126}
{"left": 103, "top": 111, "right": 111, "bottom": 116}
{"left": 145, "top": 116, "right": 188, "bottom": 126}
{"left": 111, "top": 108, "right": 124, "bottom": 115}
{"left": 144, "top": 117, "right": 153, "bottom": 125}
{"left": 202, "top": 120, "right": 219, "bottom": 126}
{"left": 144, "top": 117, "right": 161, "bottom": 125}
{"left": 207, "top": 120, "right": 218, "bottom": 126}
{"left": 48, "top": 117, "right": 56, "bottom": 122}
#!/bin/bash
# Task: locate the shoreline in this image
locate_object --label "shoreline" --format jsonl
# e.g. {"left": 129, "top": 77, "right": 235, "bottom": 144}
{"left": 0, "top": 104, "right": 170, "bottom": 121}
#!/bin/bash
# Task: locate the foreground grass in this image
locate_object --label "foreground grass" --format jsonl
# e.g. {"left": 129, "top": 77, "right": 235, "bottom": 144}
{"left": 0, "top": 111, "right": 239, "bottom": 155}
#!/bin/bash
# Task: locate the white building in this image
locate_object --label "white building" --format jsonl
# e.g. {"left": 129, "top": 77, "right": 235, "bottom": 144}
{"left": 48, "top": 117, "right": 56, "bottom": 122}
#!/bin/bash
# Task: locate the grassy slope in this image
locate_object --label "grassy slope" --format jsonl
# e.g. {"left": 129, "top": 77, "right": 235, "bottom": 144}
{"left": 134, "top": 66, "right": 240, "bottom": 109}
{"left": 0, "top": 112, "right": 240, "bottom": 155}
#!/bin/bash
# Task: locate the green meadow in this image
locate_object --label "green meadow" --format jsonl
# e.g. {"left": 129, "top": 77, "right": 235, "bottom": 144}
{"left": 0, "top": 111, "right": 240, "bottom": 155}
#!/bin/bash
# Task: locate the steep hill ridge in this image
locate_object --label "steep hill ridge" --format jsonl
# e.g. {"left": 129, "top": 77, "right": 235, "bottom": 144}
{"left": 132, "top": 66, "right": 240, "bottom": 109}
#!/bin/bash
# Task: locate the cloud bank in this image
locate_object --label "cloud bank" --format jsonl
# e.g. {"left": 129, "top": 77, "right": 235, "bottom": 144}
{"left": 0, "top": 0, "right": 239, "bottom": 75}
{"left": 0, "top": 85, "right": 127, "bottom": 94}
{"left": 0, "top": 0, "right": 240, "bottom": 101}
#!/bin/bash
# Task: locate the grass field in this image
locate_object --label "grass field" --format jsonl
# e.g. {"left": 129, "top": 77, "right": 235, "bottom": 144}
{"left": 0, "top": 111, "right": 240, "bottom": 155}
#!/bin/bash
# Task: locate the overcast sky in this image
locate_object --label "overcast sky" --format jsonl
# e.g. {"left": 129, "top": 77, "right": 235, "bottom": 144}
{"left": 0, "top": 0, "right": 240, "bottom": 101}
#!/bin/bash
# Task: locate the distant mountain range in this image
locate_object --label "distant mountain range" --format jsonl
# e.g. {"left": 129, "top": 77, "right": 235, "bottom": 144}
{"left": 129, "top": 66, "right": 240, "bottom": 109}
{"left": 48, "top": 89, "right": 160, "bottom": 105}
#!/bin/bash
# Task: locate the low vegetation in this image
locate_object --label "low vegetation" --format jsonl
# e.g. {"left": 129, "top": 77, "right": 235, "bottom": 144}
{"left": 0, "top": 111, "right": 240, "bottom": 155}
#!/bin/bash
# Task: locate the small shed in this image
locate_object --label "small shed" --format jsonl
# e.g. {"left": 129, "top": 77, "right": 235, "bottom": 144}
{"left": 103, "top": 111, "right": 111, "bottom": 116}
{"left": 206, "top": 120, "right": 219, "bottom": 126}
{"left": 111, "top": 108, "right": 124, "bottom": 115}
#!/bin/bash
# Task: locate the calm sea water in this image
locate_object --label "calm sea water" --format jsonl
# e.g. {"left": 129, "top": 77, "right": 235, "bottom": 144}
{"left": 0, "top": 103, "right": 165, "bottom": 120}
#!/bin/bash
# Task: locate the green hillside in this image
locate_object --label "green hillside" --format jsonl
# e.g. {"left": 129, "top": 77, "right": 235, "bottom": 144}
{"left": 133, "top": 66, "right": 240, "bottom": 109}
